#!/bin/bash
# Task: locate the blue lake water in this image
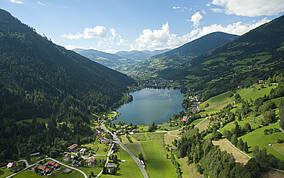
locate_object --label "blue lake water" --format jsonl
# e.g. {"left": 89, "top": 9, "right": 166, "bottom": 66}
{"left": 115, "top": 88, "right": 184, "bottom": 125}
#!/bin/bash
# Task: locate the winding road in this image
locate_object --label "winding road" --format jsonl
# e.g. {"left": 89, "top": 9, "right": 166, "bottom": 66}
{"left": 6, "top": 158, "right": 88, "bottom": 178}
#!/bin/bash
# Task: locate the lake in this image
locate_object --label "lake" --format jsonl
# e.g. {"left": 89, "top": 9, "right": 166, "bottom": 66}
{"left": 115, "top": 88, "right": 184, "bottom": 125}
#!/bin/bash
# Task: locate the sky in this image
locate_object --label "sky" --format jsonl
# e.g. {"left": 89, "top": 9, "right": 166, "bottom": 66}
{"left": 1, "top": 0, "right": 284, "bottom": 53}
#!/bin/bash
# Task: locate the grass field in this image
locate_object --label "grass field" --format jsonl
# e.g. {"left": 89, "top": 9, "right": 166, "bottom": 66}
{"left": 141, "top": 140, "right": 176, "bottom": 178}
{"left": 237, "top": 83, "right": 277, "bottom": 102}
{"left": 241, "top": 122, "right": 284, "bottom": 161}
{"left": 199, "top": 91, "right": 234, "bottom": 115}
{"left": 212, "top": 139, "right": 250, "bottom": 164}
{"left": 131, "top": 133, "right": 147, "bottom": 141}
{"left": 195, "top": 118, "right": 210, "bottom": 132}
{"left": 261, "top": 170, "right": 284, "bottom": 178}
{"left": 219, "top": 115, "right": 264, "bottom": 134}
{"left": 179, "top": 158, "right": 202, "bottom": 178}
{"left": 164, "top": 131, "right": 180, "bottom": 145}
{"left": 124, "top": 132, "right": 177, "bottom": 178}
{"left": 0, "top": 168, "right": 13, "bottom": 177}
{"left": 124, "top": 142, "right": 144, "bottom": 157}
{"left": 101, "top": 148, "right": 143, "bottom": 178}
{"left": 14, "top": 168, "right": 84, "bottom": 178}
{"left": 82, "top": 142, "right": 109, "bottom": 155}
{"left": 271, "top": 143, "right": 284, "bottom": 156}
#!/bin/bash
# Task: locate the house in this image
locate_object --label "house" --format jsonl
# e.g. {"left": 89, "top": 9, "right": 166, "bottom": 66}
{"left": 79, "top": 148, "right": 87, "bottom": 155}
{"left": 63, "top": 154, "right": 71, "bottom": 162}
{"left": 85, "top": 157, "right": 95, "bottom": 166}
{"left": 171, "top": 146, "right": 177, "bottom": 150}
{"left": 259, "top": 80, "right": 264, "bottom": 84}
{"left": 68, "top": 144, "right": 78, "bottom": 152}
{"left": 37, "top": 165, "right": 51, "bottom": 176}
{"left": 211, "top": 120, "right": 218, "bottom": 124}
{"left": 47, "top": 161, "right": 60, "bottom": 169}
{"left": 6, "top": 161, "right": 17, "bottom": 169}
{"left": 106, "top": 163, "right": 116, "bottom": 173}
{"left": 182, "top": 116, "right": 188, "bottom": 122}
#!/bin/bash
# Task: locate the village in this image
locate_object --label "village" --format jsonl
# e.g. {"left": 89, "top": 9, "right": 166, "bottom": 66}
{"left": 2, "top": 112, "right": 148, "bottom": 178}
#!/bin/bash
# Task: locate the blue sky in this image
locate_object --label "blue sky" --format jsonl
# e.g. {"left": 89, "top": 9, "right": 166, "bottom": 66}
{"left": 1, "top": 0, "right": 284, "bottom": 52}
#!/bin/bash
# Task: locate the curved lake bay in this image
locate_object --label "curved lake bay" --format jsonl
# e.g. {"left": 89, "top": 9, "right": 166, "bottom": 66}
{"left": 115, "top": 88, "right": 184, "bottom": 125}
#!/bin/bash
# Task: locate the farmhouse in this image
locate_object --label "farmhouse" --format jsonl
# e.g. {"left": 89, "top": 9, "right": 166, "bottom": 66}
{"left": 47, "top": 161, "right": 61, "bottom": 169}
{"left": 106, "top": 163, "right": 116, "bottom": 173}
{"left": 68, "top": 144, "right": 78, "bottom": 152}
{"left": 6, "top": 161, "right": 17, "bottom": 169}
{"left": 85, "top": 157, "right": 95, "bottom": 166}
{"left": 182, "top": 116, "right": 188, "bottom": 122}
{"left": 37, "top": 165, "right": 51, "bottom": 176}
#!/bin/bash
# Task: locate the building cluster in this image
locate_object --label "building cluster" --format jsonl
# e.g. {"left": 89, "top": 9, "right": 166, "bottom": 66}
{"left": 35, "top": 161, "right": 61, "bottom": 176}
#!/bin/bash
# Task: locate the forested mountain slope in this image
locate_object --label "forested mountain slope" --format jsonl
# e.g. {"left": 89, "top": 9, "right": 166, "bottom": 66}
{"left": 128, "top": 32, "right": 238, "bottom": 78}
{"left": 159, "top": 15, "right": 284, "bottom": 100}
{"left": 0, "top": 9, "right": 133, "bottom": 122}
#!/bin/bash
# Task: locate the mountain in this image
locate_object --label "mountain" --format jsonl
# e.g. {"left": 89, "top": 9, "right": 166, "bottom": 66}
{"left": 73, "top": 48, "right": 130, "bottom": 71}
{"left": 159, "top": 15, "right": 284, "bottom": 100}
{"left": 115, "top": 49, "right": 170, "bottom": 61}
{"left": 128, "top": 32, "right": 239, "bottom": 78}
{"left": 0, "top": 9, "right": 133, "bottom": 122}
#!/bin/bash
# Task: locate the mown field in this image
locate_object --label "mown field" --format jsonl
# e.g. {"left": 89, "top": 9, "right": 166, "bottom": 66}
{"left": 241, "top": 122, "right": 284, "bottom": 161}
{"left": 124, "top": 132, "right": 177, "bottom": 178}
{"left": 101, "top": 147, "right": 143, "bottom": 178}
{"left": 212, "top": 139, "right": 250, "bottom": 164}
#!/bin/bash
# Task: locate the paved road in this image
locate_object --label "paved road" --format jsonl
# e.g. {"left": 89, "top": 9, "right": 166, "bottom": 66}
{"left": 6, "top": 158, "right": 88, "bottom": 178}
{"left": 101, "top": 123, "right": 148, "bottom": 178}
{"left": 17, "top": 160, "right": 29, "bottom": 167}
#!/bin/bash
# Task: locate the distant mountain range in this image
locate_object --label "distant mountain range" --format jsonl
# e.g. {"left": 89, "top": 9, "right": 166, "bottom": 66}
{"left": 127, "top": 32, "right": 239, "bottom": 78}
{"left": 115, "top": 49, "right": 170, "bottom": 61}
{"left": 158, "top": 15, "right": 284, "bottom": 100}
{"left": 74, "top": 48, "right": 169, "bottom": 73}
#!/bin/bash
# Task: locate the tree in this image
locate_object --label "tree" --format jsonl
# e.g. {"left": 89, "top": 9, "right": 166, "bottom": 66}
{"left": 231, "top": 134, "right": 238, "bottom": 146}
{"left": 148, "top": 122, "right": 157, "bottom": 132}
{"left": 244, "top": 123, "right": 252, "bottom": 133}
{"left": 243, "top": 142, "right": 249, "bottom": 153}
{"left": 238, "top": 138, "right": 244, "bottom": 151}
{"left": 138, "top": 153, "right": 144, "bottom": 161}
{"left": 279, "top": 100, "right": 284, "bottom": 129}
{"left": 263, "top": 110, "right": 276, "bottom": 125}
{"left": 233, "top": 122, "right": 241, "bottom": 137}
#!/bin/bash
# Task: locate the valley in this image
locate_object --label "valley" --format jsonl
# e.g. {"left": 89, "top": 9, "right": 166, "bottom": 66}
{"left": 0, "top": 3, "right": 284, "bottom": 178}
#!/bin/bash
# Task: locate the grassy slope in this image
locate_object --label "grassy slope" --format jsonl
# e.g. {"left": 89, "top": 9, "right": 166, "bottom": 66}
{"left": 179, "top": 158, "right": 202, "bottom": 178}
{"left": 14, "top": 168, "right": 83, "bottom": 178}
{"left": 237, "top": 83, "right": 277, "bottom": 102}
{"left": 101, "top": 148, "right": 143, "bottom": 178}
{"left": 212, "top": 139, "right": 250, "bottom": 164}
{"left": 241, "top": 122, "right": 284, "bottom": 161}
{"left": 124, "top": 132, "right": 176, "bottom": 178}
{"left": 199, "top": 91, "right": 234, "bottom": 116}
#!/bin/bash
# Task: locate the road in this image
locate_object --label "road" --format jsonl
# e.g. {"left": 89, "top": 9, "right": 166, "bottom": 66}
{"left": 101, "top": 123, "right": 148, "bottom": 178}
{"left": 6, "top": 158, "right": 88, "bottom": 178}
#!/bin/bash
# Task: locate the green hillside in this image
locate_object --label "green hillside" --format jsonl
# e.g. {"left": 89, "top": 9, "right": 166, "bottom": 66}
{"left": 158, "top": 15, "right": 284, "bottom": 101}
{"left": 128, "top": 32, "right": 238, "bottom": 79}
{"left": 0, "top": 9, "right": 133, "bottom": 162}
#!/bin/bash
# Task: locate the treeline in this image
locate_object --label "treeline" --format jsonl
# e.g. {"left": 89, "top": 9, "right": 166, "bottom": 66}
{"left": 176, "top": 126, "right": 284, "bottom": 178}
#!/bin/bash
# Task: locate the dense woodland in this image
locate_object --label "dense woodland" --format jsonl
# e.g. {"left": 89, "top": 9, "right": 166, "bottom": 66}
{"left": 0, "top": 9, "right": 134, "bottom": 163}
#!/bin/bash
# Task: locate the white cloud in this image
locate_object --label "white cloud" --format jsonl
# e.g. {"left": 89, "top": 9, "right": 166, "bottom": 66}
{"left": 110, "top": 28, "right": 117, "bottom": 38}
{"left": 193, "top": 18, "right": 270, "bottom": 39}
{"left": 211, "top": 0, "right": 284, "bottom": 17}
{"left": 132, "top": 22, "right": 194, "bottom": 50}
{"left": 10, "top": 0, "right": 23, "bottom": 4}
{"left": 37, "top": 1, "right": 46, "bottom": 6}
{"left": 132, "top": 18, "right": 270, "bottom": 51}
{"left": 211, "top": 8, "right": 223, "bottom": 13}
{"left": 190, "top": 12, "right": 203, "bottom": 27}
{"left": 63, "top": 26, "right": 107, "bottom": 40}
